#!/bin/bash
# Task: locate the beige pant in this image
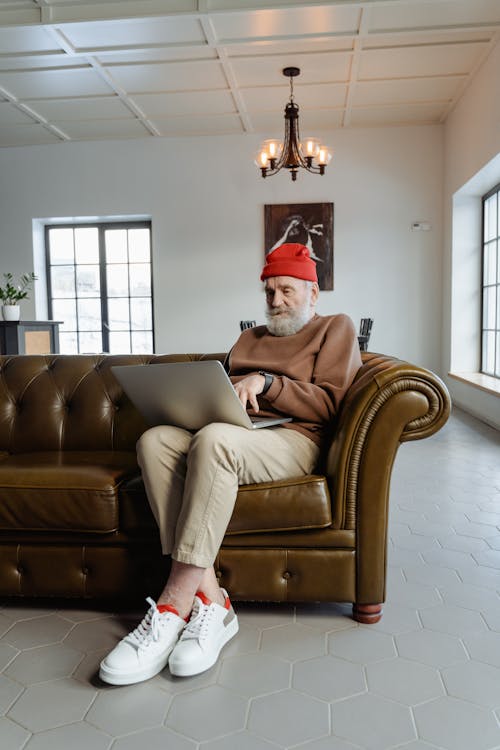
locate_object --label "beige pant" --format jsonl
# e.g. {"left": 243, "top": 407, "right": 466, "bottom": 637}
{"left": 136, "top": 423, "right": 320, "bottom": 568}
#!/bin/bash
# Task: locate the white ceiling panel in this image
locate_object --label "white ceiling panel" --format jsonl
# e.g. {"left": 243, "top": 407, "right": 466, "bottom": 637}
{"left": 0, "top": 25, "right": 58, "bottom": 53}
{"left": 0, "top": 67, "right": 113, "bottom": 98}
{"left": 350, "top": 102, "right": 447, "bottom": 126}
{"left": 230, "top": 51, "right": 352, "bottom": 88}
{"left": 242, "top": 81, "right": 347, "bottom": 112}
{"left": 61, "top": 16, "right": 206, "bottom": 50}
{"left": 151, "top": 113, "right": 242, "bottom": 136}
{"left": 131, "top": 89, "right": 235, "bottom": 117}
{"left": 352, "top": 76, "right": 465, "bottom": 107}
{"left": 107, "top": 59, "right": 227, "bottom": 93}
{"left": 0, "top": 122, "right": 61, "bottom": 146}
{"left": 25, "top": 95, "right": 134, "bottom": 120}
{"left": 212, "top": 5, "right": 361, "bottom": 42}
{"left": 50, "top": 118, "right": 151, "bottom": 139}
{"left": 0, "top": 100, "right": 35, "bottom": 123}
{"left": 369, "top": 0, "right": 500, "bottom": 33}
{"left": 0, "top": 1, "right": 496, "bottom": 144}
{"left": 359, "top": 41, "right": 489, "bottom": 80}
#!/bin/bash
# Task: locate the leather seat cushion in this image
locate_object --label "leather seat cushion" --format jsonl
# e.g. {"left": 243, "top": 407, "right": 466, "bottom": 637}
{"left": 0, "top": 452, "right": 139, "bottom": 533}
{"left": 120, "top": 473, "right": 333, "bottom": 535}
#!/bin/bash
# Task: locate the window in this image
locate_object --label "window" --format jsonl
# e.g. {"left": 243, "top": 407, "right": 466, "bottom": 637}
{"left": 45, "top": 221, "right": 154, "bottom": 354}
{"left": 482, "top": 184, "right": 500, "bottom": 378}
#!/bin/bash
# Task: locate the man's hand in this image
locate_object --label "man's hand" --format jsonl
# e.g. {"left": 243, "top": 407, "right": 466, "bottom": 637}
{"left": 233, "top": 373, "right": 266, "bottom": 413}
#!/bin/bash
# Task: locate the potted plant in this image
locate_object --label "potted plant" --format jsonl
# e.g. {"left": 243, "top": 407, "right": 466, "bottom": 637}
{"left": 0, "top": 272, "right": 37, "bottom": 321}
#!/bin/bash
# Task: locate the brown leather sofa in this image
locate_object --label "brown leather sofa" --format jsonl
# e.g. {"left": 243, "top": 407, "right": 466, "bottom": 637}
{"left": 0, "top": 351, "right": 450, "bottom": 623}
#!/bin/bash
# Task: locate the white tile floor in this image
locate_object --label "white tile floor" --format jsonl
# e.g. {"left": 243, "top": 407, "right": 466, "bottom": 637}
{"left": 1, "top": 407, "right": 500, "bottom": 750}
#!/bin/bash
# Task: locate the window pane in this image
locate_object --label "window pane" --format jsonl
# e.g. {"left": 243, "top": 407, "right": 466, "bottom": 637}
{"left": 51, "top": 265, "right": 75, "bottom": 298}
{"left": 79, "top": 330, "right": 102, "bottom": 353}
{"left": 129, "top": 264, "right": 151, "bottom": 296}
{"left": 483, "top": 287, "right": 496, "bottom": 329}
{"left": 497, "top": 286, "right": 500, "bottom": 329}
{"left": 59, "top": 331, "right": 78, "bottom": 354}
{"left": 108, "top": 298, "right": 130, "bottom": 330}
{"left": 131, "top": 330, "right": 153, "bottom": 353}
{"left": 49, "top": 228, "right": 74, "bottom": 265}
{"left": 108, "top": 331, "right": 131, "bottom": 354}
{"left": 128, "top": 228, "right": 150, "bottom": 262}
{"left": 482, "top": 331, "right": 495, "bottom": 374}
{"left": 77, "top": 298, "right": 102, "bottom": 331}
{"left": 484, "top": 241, "right": 497, "bottom": 286}
{"left": 105, "top": 229, "right": 128, "bottom": 263}
{"left": 107, "top": 264, "right": 129, "bottom": 297}
{"left": 130, "top": 297, "right": 152, "bottom": 330}
{"left": 485, "top": 194, "right": 498, "bottom": 242}
{"left": 76, "top": 265, "right": 100, "bottom": 297}
{"left": 52, "top": 299, "right": 77, "bottom": 331}
{"left": 75, "top": 227, "right": 99, "bottom": 264}
{"left": 496, "top": 333, "right": 500, "bottom": 377}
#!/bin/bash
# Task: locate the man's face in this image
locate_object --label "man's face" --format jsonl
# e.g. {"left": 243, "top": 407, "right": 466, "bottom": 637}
{"left": 264, "top": 276, "right": 318, "bottom": 336}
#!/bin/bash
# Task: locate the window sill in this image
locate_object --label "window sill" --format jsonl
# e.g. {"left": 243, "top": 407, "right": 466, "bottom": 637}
{"left": 448, "top": 372, "right": 500, "bottom": 397}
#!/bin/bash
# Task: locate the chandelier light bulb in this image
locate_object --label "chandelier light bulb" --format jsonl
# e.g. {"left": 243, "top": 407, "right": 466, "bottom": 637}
{"left": 255, "top": 149, "right": 269, "bottom": 167}
{"left": 302, "top": 138, "right": 320, "bottom": 158}
{"left": 317, "top": 147, "right": 332, "bottom": 166}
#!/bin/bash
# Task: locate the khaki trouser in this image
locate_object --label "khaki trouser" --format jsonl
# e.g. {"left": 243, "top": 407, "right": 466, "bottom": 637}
{"left": 136, "top": 423, "right": 320, "bottom": 568}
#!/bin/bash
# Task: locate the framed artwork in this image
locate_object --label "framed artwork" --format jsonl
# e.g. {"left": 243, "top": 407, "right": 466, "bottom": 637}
{"left": 264, "top": 202, "right": 334, "bottom": 290}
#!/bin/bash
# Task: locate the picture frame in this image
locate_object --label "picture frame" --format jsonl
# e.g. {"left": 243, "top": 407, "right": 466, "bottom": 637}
{"left": 264, "top": 202, "right": 334, "bottom": 290}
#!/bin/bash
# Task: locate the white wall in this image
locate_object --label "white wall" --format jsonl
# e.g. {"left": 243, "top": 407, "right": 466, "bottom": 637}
{"left": 443, "top": 39, "right": 500, "bottom": 429}
{"left": 0, "top": 124, "right": 443, "bottom": 369}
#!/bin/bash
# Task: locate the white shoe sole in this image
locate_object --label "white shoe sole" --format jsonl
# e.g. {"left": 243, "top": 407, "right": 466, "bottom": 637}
{"left": 169, "top": 616, "right": 239, "bottom": 677}
{"left": 99, "top": 648, "right": 174, "bottom": 686}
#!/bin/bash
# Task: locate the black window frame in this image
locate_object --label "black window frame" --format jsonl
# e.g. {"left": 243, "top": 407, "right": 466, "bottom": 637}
{"left": 45, "top": 220, "right": 155, "bottom": 354}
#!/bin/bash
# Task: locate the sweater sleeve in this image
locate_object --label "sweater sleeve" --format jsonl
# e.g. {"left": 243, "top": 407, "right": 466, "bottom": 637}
{"left": 263, "top": 314, "right": 362, "bottom": 422}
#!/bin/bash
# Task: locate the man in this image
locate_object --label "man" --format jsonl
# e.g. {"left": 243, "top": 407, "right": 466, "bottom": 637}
{"left": 100, "top": 243, "right": 362, "bottom": 685}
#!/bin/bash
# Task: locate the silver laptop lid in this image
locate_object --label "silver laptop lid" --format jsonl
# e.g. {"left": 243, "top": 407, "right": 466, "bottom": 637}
{"left": 112, "top": 360, "right": 291, "bottom": 431}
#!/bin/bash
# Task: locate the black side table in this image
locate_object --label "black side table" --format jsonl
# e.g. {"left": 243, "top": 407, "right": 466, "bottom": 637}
{"left": 0, "top": 321, "right": 61, "bottom": 355}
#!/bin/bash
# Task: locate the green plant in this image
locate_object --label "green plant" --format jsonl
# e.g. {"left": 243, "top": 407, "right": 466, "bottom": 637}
{"left": 0, "top": 272, "right": 37, "bottom": 304}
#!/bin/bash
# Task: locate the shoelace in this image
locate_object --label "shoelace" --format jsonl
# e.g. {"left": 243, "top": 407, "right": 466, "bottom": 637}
{"left": 181, "top": 599, "right": 214, "bottom": 642}
{"left": 127, "top": 597, "right": 163, "bottom": 648}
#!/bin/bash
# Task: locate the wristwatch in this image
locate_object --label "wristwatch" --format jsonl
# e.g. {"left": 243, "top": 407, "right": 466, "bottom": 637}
{"left": 258, "top": 370, "right": 274, "bottom": 394}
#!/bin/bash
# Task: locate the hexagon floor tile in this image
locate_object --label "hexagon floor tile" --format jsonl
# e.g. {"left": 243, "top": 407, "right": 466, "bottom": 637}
{"left": 1, "top": 410, "right": 500, "bottom": 750}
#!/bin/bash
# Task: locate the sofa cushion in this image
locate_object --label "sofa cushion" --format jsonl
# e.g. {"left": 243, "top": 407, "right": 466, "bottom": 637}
{"left": 227, "top": 475, "right": 333, "bottom": 534}
{"left": 0, "top": 452, "right": 139, "bottom": 534}
{"left": 120, "top": 473, "right": 333, "bottom": 535}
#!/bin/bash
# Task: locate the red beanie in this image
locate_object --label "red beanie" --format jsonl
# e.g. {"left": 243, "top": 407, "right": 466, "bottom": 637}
{"left": 260, "top": 243, "right": 318, "bottom": 283}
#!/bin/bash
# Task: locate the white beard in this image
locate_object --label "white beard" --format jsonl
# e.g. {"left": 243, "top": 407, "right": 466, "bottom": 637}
{"left": 266, "top": 305, "right": 312, "bottom": 337}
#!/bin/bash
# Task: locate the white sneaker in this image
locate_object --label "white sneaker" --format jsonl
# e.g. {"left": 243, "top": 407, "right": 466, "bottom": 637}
{"left": 99, "top": 597, "right": 186, "bottom": 685}
{"left": 168, "top": 590, "right": 239, "bottom": 677}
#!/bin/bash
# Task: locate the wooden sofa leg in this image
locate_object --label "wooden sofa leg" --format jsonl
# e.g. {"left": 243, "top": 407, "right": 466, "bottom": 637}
{"left": 352, "top": 603, "right": 383, "bottom": 624}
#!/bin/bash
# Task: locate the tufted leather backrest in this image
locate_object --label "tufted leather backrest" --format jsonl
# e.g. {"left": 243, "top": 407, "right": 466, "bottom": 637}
{"left": 0, "top": 353, "right": 225, "bottom": 454}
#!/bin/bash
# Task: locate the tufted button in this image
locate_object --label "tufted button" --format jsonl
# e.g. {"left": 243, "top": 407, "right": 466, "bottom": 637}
{"left": 215, "top": 570, "right": 222, "bottom": 579}
{"left": 283, "top": 571, "right": 291, "bottom": 580}
{"left": 17, "top": 565, "right": 24, "bottom": 575}
{"left": 82, "top": 567, "right": 89, "bottom": 576}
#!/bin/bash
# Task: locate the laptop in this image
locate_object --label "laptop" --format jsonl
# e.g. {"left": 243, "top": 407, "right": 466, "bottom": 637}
{"left": 112, "top": 360, "right": 292, "bottom": 431}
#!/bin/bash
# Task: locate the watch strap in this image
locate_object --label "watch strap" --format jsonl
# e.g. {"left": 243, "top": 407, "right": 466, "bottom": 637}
{"left": 258, "top": 370, "right": 274, "bottom": 394}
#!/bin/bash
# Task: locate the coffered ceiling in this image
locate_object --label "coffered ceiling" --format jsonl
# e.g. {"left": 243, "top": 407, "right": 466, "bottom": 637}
{"left": 0, "top": 0, "right": 498, "bottom": 146}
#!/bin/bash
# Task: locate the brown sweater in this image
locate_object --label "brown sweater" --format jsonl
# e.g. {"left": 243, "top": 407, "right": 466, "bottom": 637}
{"left": 228, "top": 314, "right": 362, "bottom": 445}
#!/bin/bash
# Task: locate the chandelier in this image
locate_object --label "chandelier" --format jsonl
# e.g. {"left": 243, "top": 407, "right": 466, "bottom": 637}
{"left": 256, "top": 67, "right": 332, "bottom": 182}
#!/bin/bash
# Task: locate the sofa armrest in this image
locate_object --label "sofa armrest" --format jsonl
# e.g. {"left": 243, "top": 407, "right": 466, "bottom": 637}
{"left": 324, "top": 352, "right": 450, "bottom": 607}
{"left": 325, "top": 352, "right": 451, "bottom": 531}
